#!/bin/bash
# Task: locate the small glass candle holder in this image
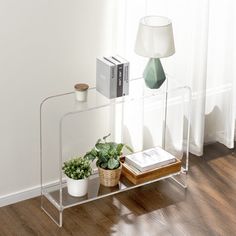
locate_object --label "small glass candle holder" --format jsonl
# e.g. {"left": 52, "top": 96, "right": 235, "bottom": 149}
{"left": 74, "top": 83, "right": 89, "bottom": 102}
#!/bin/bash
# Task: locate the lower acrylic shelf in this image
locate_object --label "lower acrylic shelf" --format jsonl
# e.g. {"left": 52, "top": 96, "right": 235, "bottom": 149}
{"left": 42, "top": 170, "right": 182, "bottom": 211}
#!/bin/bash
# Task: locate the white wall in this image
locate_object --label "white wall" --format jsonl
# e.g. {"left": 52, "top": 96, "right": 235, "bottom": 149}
{"left": 0, "top": 0, "right": 124, "bottom": 198}
{"left": 0, "top": 0, "right": 210, "bottom": 204}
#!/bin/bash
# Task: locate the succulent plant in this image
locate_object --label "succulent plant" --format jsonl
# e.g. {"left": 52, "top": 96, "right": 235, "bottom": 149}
{"left": 62, "top": 157, "right": 92, "bottom": 180}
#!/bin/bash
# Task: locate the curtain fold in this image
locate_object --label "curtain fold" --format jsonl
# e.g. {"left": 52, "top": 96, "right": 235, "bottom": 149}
{"left": 122, "top": 0, "right": 236, "bottom": 155}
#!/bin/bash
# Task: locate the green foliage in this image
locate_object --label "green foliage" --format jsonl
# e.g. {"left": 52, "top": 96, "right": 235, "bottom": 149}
{"left": 62, "top": 157, "right": 92, "bottom": 180}
{"left": 84, "top": 133, "right": 133, "bottom": 170}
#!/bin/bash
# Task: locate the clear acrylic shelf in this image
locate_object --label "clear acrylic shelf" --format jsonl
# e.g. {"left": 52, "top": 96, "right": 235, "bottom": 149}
{"left": 40, "top": 76, "right": 191, "bottom": 227}
{"left": 42, "top": 170, "right": 182, "bottom": 211}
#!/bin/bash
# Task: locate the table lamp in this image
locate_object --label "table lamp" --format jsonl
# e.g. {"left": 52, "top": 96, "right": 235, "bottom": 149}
{"left": 135, "top": 16, "right": 175, "bottom": 89}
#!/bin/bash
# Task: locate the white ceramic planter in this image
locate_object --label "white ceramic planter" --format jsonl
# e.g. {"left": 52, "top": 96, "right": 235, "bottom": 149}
{"left": 66, "top": 177, "right": 88, "bottom": 197}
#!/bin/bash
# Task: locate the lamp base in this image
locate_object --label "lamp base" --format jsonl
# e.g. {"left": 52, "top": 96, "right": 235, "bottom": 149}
{"left": 143, "top": 58, "right": 166, "bottom": 89}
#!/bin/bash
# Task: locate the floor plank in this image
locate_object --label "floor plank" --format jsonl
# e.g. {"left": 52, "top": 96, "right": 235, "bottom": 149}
{"left": 0, "top": 142, "right": 235, "bottom": 236}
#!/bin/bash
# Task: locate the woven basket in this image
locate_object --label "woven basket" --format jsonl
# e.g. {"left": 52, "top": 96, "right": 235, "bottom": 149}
{"left": 98, "top": 163, "right": 122, "bottom": 187}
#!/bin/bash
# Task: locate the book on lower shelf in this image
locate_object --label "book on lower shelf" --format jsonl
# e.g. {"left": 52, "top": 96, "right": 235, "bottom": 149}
{"left": 121, "top": 147, "right": 182, "bottom": 185}
{"left": 125, "top": 147, "right": 176, "bottom": 172}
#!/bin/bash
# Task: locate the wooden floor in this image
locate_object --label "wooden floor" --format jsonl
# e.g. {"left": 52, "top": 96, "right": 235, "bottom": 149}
{"left": 0, "top": 143, "right": 236, "bottom": 236}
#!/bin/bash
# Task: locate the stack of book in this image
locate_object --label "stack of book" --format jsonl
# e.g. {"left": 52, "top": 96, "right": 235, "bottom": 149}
{"left": 96, "top": 55, "right": 129, "bottom": 99}
{"left": 121, "top": 147, "right": 181, "bottom": 185}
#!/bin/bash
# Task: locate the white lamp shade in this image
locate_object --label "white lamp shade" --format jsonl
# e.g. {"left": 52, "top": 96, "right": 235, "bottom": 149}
{"left": 135, "top": 16, "right": 175, "bottom": 58}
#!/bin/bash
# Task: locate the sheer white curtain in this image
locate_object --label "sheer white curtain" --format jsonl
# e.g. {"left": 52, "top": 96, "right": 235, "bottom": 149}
{"left": 117, "top": 0, "right": 236, "bottom": 156}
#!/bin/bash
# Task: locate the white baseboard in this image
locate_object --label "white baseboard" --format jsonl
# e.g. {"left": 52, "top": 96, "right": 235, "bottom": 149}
{"left": 0, "top": 169, "right": 99, "bottom": 208}
{"left": 0, "top": 179, "right": 64, "bottom": 207}
{"left": 0, "top": 185, "right": 41, "bottom": 207}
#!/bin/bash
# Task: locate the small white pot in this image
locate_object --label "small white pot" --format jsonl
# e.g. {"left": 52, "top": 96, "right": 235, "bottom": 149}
{"left": 66, "top": 177, "right": 88, "bottom": 197}
{"left": 75, "top": 90, "right": 88, "bottom": 102}
{"left": 74, "top": 83, "right": 89, "bottom": 102}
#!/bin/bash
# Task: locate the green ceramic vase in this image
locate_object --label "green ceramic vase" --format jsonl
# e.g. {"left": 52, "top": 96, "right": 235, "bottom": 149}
{"left": 143, "top": 58, "right": 166, "bottom": 89}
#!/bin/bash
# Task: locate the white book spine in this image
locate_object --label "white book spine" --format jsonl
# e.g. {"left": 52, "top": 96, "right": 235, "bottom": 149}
{"left": 126, "top": 158, "right": 175, "bottom": 172}
{"left": 110, "top": 63, "right": 117, "bottom": 98}
{"left": 96, "top": 58, "right": 116, "bottom": 99}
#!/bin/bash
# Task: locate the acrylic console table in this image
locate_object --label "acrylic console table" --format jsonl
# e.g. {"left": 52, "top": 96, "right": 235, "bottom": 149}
{"left": 40, "top": 77, "right": 191, "bottom": 227}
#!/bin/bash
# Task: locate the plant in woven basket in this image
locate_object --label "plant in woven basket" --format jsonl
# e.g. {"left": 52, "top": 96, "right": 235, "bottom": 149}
{"left": 84, "top": 134, "right": 133, "bottom": 187}
{"left": 84, "top": 133, "right": 133, "bottom": 170}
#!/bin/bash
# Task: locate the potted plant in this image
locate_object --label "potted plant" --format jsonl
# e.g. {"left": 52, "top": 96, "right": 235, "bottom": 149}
{"left": 84, "top": 134, "right": 133, "bottom": 187}
{"left": 62, "top": 157, "right": 92, "bottom": 197}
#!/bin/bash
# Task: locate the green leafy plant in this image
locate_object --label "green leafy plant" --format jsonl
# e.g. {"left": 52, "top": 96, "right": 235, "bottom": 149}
{"left": 84, "top": 134, "right": 133, "bottom": 170}
{"left": 62, "top": 157, "right": 92, "bottom": 180}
